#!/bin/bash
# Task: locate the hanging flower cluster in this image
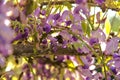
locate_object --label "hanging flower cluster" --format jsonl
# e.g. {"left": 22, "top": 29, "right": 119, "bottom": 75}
{"left": 0, "top": 0, "right": 120, "bottom": 80}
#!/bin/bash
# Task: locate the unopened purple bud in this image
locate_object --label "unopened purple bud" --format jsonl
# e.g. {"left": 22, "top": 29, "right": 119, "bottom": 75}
{"left": 40, "top": 10, "right": 46, "bottom": 15}
{"left": 86, "top": 77, "right": 90, "bottom": 80}
{"left": 15, "top": 27, "right": 19, "bottom": 32}
{"left": 110, "top": 66, "right": 117, "bottom": 74}
{"left": 26, "top": 69, "right": 31, "bottom": 79}
{"left": 43, "top": 24, "right": 51, "bottom": 33}
{"left": 24, "top": 28, "right": 29, "bottom": 32}
{"left": 75, "top": 0, "right": 83, "bottom": 4}
{"left": 72, "top": 36, "right": 78, "bottom": 41}
{"left": 22, "top": 32, "right": 28, "bottom": 38}
{"left": 89, "top": 38, "right": 99, "bottom": 45}
{"left": 42, "top": 39, "right": 47, "bottom": 44}
{"left": 65, "top": 20, "right": 72, "bottom": 26}
{"left": 77, "top": 48, "right": 82, "bottom": 53}
{"left": 82, "top": 65, "right": 89, "bottom": 69}
{"left": 53, "top": 13, "right": 60, "bottom": 20}
{"left": 56, "top": 56, "right": 64, "bottom": 62}
{"left": 113, "top": 53, "right": 120, "bottom": 58}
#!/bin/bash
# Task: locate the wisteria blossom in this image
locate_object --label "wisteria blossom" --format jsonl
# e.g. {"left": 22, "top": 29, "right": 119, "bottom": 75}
{"left": 0, "top": 0, "right": 120, "bottom": 80}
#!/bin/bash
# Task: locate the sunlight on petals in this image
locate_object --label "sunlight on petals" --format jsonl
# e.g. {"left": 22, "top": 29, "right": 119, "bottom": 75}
{"left": 5, "top": 62, "right": 15, "bottom": 71}
{"left": 4, "top": 19, "right": 10, "bottom": 26}
{"left": 92, "top": 71, "right": 97, "bottom": 75}
{"left": 6, "top": 10, "right": 13, "bottom": 17}
{"left": 100, "top": 42, "right": 106, "bottom": 52}
{"left": 89, "top": 65, "right": 96, "bottom": 70}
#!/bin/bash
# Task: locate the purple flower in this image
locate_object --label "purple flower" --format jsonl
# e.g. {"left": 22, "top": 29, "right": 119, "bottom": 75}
{"left": 52, "top": 13, "right": 60, "bottom": 20}
{"left": 0, "top": 36, "right": 6, "bottom": 44}
{"left": 77, "top": 48, "right": 82, "bottom": 53}
{"left": 61, "top": 10, "right": 72, "bottom": 21}
{"left": 42, "top": 39, "right": 47, "bottom": 44}
{"left": 47, "top": 14, "right": 62, "bottom": 26}
{"left": 73, "top": 14, "right": 85, "bottom": 22}
{"left": 110, "top": 66, "right": 117, "bottom": 74}
{"left": 108, "top": 54, "right": 120, "bottom": 72}
{"left": 26, "top": 69, "right": 32, "bottom": 79}
{"left": 48, "top": 36, "right": 58, "bottom": 52}
{"left": 91, "top": 28, "right": 106, "bottom": 43}
{"left": 89, "top": 38, "right": 99, "bottom": 45}
{"left": 56, "top": 56, "right": 64, "bottom": 62}
{"left": 81, "top": 69, "right": 92, "bottom": 78}
{"left": 22, "top": 32, "right": 28, "bottom": 38}
{"left": 116, "top": 74, "right": 120, "bottom": 79}
{"left": 43, "top": 23, "right": 51, "bottom": 33}
{"left": 113, "top": 53, "right": 120, "bottom": 58}
{"left": 59, "top": 30, "right": 72, "bottom": 41}
{"left": 93, "top": 73, "right": 103, "bottom": 79}
{"left": 0, "top": 24, "right": 14, "bottom": 56}
{"left": 0, "top": 26, "right": 14, "bottom": 43}
{"left": 62, "top": 40, "right": 68, "bottom": 48}
{"left": 22, "top": 64, "right": 29, "bottom": 70}
{"left": 86, "top": 77, "right": 90, "bottom": 80}
{"left": 75, "top": 0, "right": 87, "bottom": 4}
{"left": 96, "top": 0, "right": 105, "bottom": 5}
{"left": 65, "top": 20, "right": 72, "bottom": 26}
{"left": 75, "top": 0, "right": 83, "bottom": 4}
{"left": 11, "top": 28, "right": 29, "bottom": 42}
{"left": 73, "top": 5, "right": 89, "bottom": 15}
{"left": 34, "top": 7, "right": 40, "bottom": 17}
{"left": 77, "top": 45, "right": 90, "bottom": 54}
{"left": 72, "top": 36, "right": 78, "bottom": 41}
{"left": 37, "top": 25, "right": 43, "bottom": 35}
{"left": 82, "top": 65, "right": 89, "bottom": 69}
{"left": 12, "top": 33, "right": 25, "bottom": 42}
{"left": 0, "top": 36, "right": 13, "bottom": 56}
{"left": 40, "top": 10, "right": 46, "bottom": 15}
{"left": 71, "top": 25, "right": 83, "bottom": 34}
{"left": 105, "top": 37, "right": 119, "bottom": 54}
{"left": 73, "top": 6, "right": 80, "bottom": 14}
{"left": 15, "top": 27, "right": 19, "bottom": 32}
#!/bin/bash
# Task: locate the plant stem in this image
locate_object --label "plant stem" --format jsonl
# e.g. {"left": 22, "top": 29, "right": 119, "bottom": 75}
{"left": 98, "top": 45, "right": 107, "bottom": 79}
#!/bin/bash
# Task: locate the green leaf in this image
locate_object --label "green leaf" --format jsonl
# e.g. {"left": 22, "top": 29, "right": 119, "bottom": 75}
{"left": 38, "top": 0, "right": 44, "bottom": 3}
{"left": 25, "top": 0, "right": 38, "bottom": 16}
{"left": 86, "top": 24, "right": 91, "bottom": 37}
{"left": 104, "top": 19, "right": 111, "bottom": 37}
{"left": 52, "top": 5, "right": 61, "bottom": 14}
{"left": 63, "top": 1, "right": 72, "bottom": 10}
{"left": 65, "top": 60, "right": 76, "bottom": 71}
{"left": 73, "top": 42, "right": 82, "bottom": 50}
{"left": 59, "top": 68, "right": 64, "bottom": 80}
{"left": 81, "top": 20, "right": 91, "bottom": 36}
{"left": 81, "top": 21, "right": 87, "bottom": 34}
{"left": 110, "top": 14, "right": 120, "bottom": 32}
